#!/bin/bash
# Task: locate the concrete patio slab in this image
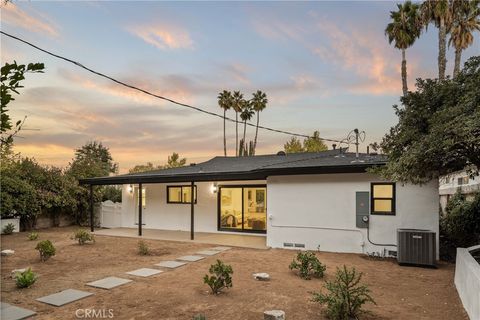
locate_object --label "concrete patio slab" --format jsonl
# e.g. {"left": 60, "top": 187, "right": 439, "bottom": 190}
{"left": 196, "top": 250, "right": 221, "bottom": 256}
{"left": 126, "top": 268, "right": 163, "bottom": 277}
{"left": 86, "top": 277, "right": 132, "bottom": 290}
{"left": 210, "top": 246, "right": 232, "bottom": 251}
{"left": 154, "top": 260, "right": 187, "bottom": 269}
{"left": 176, "top": 255, "right": 205, "bottom": 262}
{"left": 36, "top": 289, "right": 93, "bottom": 307}
{"left": 0, "top": 302, "right": 36, "bottom": 320}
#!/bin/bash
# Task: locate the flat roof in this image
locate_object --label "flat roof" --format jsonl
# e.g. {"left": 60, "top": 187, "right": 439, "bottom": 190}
{"left": 80, "top": 149, "right": 386, "bottom": 185}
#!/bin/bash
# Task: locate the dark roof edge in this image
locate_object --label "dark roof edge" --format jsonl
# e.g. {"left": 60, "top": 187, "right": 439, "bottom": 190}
{"left": 79, "top": 163, "right": 385, "bottom": 186}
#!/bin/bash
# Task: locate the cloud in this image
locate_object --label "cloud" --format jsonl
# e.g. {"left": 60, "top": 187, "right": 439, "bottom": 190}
{"left": 1, "top": 3, "right": 59, "bottom": 37}
{"left": 127, "top": 23, "right": 193, "bottom": 50}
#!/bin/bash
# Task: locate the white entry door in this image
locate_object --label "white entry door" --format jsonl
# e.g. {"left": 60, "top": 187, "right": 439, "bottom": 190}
{"left": 134, "top": 186, "right": 146, "bottom": 225}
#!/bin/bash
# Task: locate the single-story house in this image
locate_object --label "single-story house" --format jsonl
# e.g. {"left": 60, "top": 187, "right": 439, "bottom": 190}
{"left": 80, "top": 149, "right": 439, "bottom": 257}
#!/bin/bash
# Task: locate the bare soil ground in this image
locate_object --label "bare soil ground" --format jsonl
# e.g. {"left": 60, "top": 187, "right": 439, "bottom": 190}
{"left": 1, "top": 227, "right": 468, "bottom": 320}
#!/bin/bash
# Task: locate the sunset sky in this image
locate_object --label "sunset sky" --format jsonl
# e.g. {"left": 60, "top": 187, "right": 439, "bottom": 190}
{"left": 1, "top": 1, "right": 479, "bottom": 173}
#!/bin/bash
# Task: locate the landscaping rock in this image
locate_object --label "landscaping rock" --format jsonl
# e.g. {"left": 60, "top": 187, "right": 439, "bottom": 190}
{"left": 253, "top": 272, "right": 270, "bottom": 281}
{"left": 11, "top": 268, "right": 27, "bottom": 279}
{"left": 1, "top": 249, "right": 14, "bottom": 256}
{"left": 264, "top": 310, "right": 285, "bottom": 320}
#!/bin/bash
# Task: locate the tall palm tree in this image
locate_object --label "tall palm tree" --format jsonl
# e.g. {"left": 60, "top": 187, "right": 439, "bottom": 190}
{"left": 385, "top": 1, "right": 422, "bottom": 96}
{"left": 239, "top": 99, "right": 255, "bottom": 156}
{"left": 421, "top": 0, "right": 452, "bottom": 80}
{"left": 217, "top": 90, "right": 233, "bottom": 156}
{"left": 231, "top": 91, "right": 244, "bottom": 156}
{"left": 250, "top": 90, "right": 268, "bottom": 154}
{"left": 449, "top": 0, "right": 480, "bottom": 77}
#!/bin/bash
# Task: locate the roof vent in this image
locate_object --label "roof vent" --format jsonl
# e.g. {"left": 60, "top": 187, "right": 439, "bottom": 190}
{"left": 277, "top": 151, "right": 286, "bottom": 156}
{"left": 190, "top": 163, "right": 196, "bottom": 166}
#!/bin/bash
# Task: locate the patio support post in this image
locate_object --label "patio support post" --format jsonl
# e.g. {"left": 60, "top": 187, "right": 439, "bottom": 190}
{"left": 89, "top": 184, "right": 94, "bottom": 232}
{"left": 190, "top": 181, "right": 194, "bottom": 240}
{"left": 138, "top": 183, "right": 143, "bottom": 236}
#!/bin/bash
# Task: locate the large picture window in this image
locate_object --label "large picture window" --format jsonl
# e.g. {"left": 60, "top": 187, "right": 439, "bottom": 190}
{"left": 167, "top": 185, "right": 197, "bottom": 204}
{"left": 370, "top": 182, "right": 395, "bottom": 215}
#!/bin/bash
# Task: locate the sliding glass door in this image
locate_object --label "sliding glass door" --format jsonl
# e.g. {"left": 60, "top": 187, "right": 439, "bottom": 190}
{"left": 218, "top": 185, "right": 267, "bottom": 233}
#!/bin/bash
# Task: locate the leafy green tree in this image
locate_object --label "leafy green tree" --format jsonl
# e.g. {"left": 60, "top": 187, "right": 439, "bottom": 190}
{"left": 102, "top": 186, "right": 122, "bottom": 203}
{"left": 250, "top": 90, "right": 268, "bottom": 154}
{"left": 377, "top": 56, "right": 480, "bottom": 184}
{"left": 284, "top": 136, "right": 304, "bottom": 153}
{"left": 385, "top": 1, "right": 422, "bottom": 96}
{"left": 129, "top": 162, "right": 162, "bottom": 174}
{"left": 218, "top": 90, "right": 233, "bottom": 156}
{"left": 165, "top": 152, "right": 186, "bottom": 168}
{"left": 303, "top": 131, "right": 328, "bottom": 152}
{"left": 1, "top": 61, "right": 44, "bottom": 148}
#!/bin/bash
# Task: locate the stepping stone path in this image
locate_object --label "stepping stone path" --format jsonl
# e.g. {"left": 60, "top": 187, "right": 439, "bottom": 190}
{"left": 264, "top": 310, "right": 285, "bottom": 320}
{"left": 126, "top": 268, "right": 163, "bottom": 277}
{"left": 36, "top": 289, "right": 93, "bottom": 307}
{"left": 176, "top": 255, "right": 205, "bottom": 262}
{"left": 86, "top": 277, "right": 132, "bottom": 290}
{"left": 196, "top": 250, "right": 220, "bottom": 256}
{"left": 1, "top": 302, "right": 36, "bottom": 320}
{"left": 209, "top": 246, "right": 231, "bottom": 251}
{"left": 155, "top": 260, "right": 187, "bottom": 269}
{"left": 1, "top": 249, "right": 14, "bottom": 256}
{"left": 253, "top": 273, "right": 270, "bottom": 281}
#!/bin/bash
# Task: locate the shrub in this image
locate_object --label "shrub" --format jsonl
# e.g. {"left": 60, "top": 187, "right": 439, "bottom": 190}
{"left": 203, "top": 260, "right": 233, "bottom": 294}
{"left": 35, "top": 240, "right": 56, "bottom": 261}
{"left": 289, "top": 251, "right": 326, "bottom": 280}
{"left": 72, "top": 229, "right": 95, "bottom": 245}
{"left": 193, "top": 315, "right": 206, "bottom": 320}
{"left": 15, "top": 268, "right": 37, "bottom": 288}
{"left": 137, "top": 240, "right": 150, "bottom": 255}
{"left": 28, "top": 232, "right": 39, "bottom": 241}
{"left": 2, "top": 223, "right": 15, "bottom": 235}
{"left": 312, "top": 265, "right": 375, "bottom": 320}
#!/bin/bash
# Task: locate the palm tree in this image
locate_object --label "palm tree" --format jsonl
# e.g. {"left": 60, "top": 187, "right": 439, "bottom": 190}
{"left": 231, "top": 91, "right": 244, "bottom": 156}
{"left": 239, "top": 99, "right": 255, "bottom": 156}
{"left": 250, "top": 90, "right": 268, "bottom": 154}
{"left": 421, "top": 0, "right": 451, "bottom": 80}
{"left": 217, "top": 90, "right": 233, "bottom": 156}
{"left": 449, "top": 0, "right": 480, "bottom": 77}
{"left": 385, "top": 1, "right": 422, "bottom": 96}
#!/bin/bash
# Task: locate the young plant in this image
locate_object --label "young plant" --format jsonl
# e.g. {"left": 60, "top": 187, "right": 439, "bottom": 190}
{"left": 289, "top": 251, "right": 326, "bottom": 280}
{"left": 35, "top": 240, "right": 56, "bottom": 261}
{"left": 72, "top": 229, "right": 95, "bottom": 245}
{"left": 312, "top": 265, "right": 376, "bottom": 320}
{"left": 193, "top": 314, "right": 207, "bottom": 320}
{"left": 28, "top": 232, "right": 39, "bottom": 241}
{"left": 203, "top": 260, "right": 233, "bottom": 294}
{"left": 137, "top": 240, "right": 150, "bottom": 255}
{"left": 2, "top": 223, "right": 15, "bottom": 235}
{"left": 15, "top": 268, "right": 37, "bottom": 288}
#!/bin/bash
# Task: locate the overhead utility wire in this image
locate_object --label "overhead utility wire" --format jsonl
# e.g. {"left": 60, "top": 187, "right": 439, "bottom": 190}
{"left": 0, "top": 31, "right": 344, "bottom": 143}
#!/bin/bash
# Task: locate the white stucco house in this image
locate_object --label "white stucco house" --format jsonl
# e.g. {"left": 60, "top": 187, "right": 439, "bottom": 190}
{"left": 439, "top": 169, "right": 479, "bottom": 213}
{"left": 81, "top": 149, "right": 439, "bottom": 257}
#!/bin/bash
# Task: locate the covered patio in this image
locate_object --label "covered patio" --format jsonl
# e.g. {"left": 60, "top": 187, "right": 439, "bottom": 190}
{"left": 93, "top": 227, "right": 267, "bottom": 249}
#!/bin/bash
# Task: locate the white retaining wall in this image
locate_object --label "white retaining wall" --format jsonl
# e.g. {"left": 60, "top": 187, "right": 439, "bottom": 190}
{"left": 455, "top": 245, "right": 480, "bottom": 320}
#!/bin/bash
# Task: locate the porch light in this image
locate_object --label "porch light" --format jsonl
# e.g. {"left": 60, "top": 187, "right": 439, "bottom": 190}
{"left": 211, "top": 183, "right": 218, "bottom": 194}
{"left": 127, "top": 184, "right": 133, "bottom": 194}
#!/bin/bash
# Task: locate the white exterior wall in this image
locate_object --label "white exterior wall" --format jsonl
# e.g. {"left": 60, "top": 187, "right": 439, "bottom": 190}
{"left": 455, "top": 245, "right": 480, "bottom": 320}
{"left": 121, "top": 180, "right": 266, "bottom": 234}
{"left": 266, "top": 173, "right": 439, "bottom": 257}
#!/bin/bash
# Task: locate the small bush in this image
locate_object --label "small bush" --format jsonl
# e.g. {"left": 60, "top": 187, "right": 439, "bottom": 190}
{"left": 35, "top": 240, "right": 56, "bottom": 261}
{"left": 28, "top": 232, "right": 39, "bottom": 241}
{"left": 15, "top": 268, "right": 37, "bottom": 288}
{"left": 203, "top": 260, "right": 233, "bottom": 294}
{"left": 193, "top": 314, "right": 207, "bottom": 320}
{"left": 312, "top": 265, "right": 375, "bottom": 320}
{"left": 137, "top": 240, "right": 150, "bottom": 255}
{"left": 72, "top": 229, "right": 95, "bottom": 245}
{"left": 289, "top": 251, "right": 326, "bottom": 280}
{"left": 2, "top": 223, "right": 15, "bottom": 235}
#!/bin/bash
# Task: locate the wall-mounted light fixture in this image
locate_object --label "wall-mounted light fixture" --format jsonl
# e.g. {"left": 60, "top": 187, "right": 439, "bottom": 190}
{"left": 211, "top": 183, "right": 218, "bottom": 194}
{"left": 127, "top": 184, "right": 133, "bottom": 194}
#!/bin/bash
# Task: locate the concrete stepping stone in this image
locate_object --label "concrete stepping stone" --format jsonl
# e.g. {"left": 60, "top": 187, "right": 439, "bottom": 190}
{"left": 176, "top": 255, "right": 205, "bottom": 262}
{"left": 196, "top": 250, "right": 220, "bottom": 256}
{"left": 1, "top": 302, "right": 36, "bottom": 320}
{"left": 1, "top": 249, "right": 14, "bottom": 256}
{"left": 36, "top": 289, "right": 93, "bottom": 307}
{"left": 126, "top": 268, "right": 163, "bottom": 277}
{"left": 210, "top": 246, "right": 232, "bottom": 251}
{"left": 154, "top": 260, "right": 187, "bottom": 269}
{"left": 86, "top": 276, "right": 132, "bottom": 290}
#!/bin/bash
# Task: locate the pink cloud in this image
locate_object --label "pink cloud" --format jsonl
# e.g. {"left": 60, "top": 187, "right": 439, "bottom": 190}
{"left": 1, "top": 3, "right": 58, "bottom": 37}
{"left": 127, "top": 23, "right": 193, "bottom": 50}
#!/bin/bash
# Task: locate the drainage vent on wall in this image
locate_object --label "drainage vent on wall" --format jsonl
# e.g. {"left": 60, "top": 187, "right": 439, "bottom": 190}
{"left": 294, "top": 243, "right": 305, "bottom": 248}
{"left": 283, "top": 243, "right": 294, "bottom": 247}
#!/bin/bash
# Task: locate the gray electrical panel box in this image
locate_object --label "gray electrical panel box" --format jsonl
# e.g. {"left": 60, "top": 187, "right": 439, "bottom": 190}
{"left": 356, "top": 192, "right": 369, "bottom": 228}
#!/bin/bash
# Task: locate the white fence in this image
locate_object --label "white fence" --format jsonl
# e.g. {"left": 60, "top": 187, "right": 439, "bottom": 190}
{"left": 455, "top": 245, "right": 480, "bottom": 320}
{"left": 99, "top": 200, "right": 122, "bottom": 228}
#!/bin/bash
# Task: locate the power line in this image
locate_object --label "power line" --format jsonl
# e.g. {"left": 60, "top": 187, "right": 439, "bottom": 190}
{"left": 0, "top": 30, "right": 344, "bottom": 143}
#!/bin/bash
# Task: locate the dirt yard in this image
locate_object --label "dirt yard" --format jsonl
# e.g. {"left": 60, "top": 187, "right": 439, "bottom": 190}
{"left": 1, "top": 227, "right": 468, "bottom": 320}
